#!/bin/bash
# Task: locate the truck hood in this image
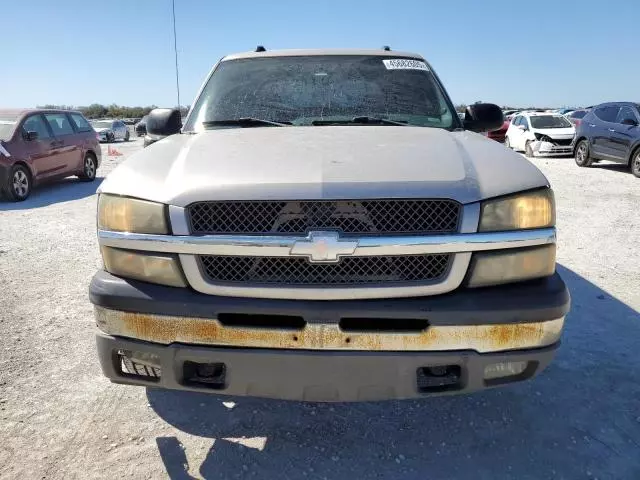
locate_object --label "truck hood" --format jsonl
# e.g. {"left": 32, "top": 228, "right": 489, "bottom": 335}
{"left": 99, "top": 126, "right": 549, "bottom": 206}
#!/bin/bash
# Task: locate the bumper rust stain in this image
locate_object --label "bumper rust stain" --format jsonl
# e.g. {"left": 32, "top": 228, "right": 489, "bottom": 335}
{"left": 95, "top": 307, "right": 564, "bottom": 353}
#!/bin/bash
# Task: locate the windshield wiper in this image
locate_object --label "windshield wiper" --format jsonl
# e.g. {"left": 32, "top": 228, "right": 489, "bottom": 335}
{"left": 311, "top": 116, "right": 410, "bottom": 126}
{"left": 203, "top": 118, "right": 290, "bottom": 128}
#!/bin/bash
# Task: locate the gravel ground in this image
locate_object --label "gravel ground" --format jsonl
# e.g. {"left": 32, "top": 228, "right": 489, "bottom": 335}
{"left": 1, "top": 139, "right": 639, "bottom": 480}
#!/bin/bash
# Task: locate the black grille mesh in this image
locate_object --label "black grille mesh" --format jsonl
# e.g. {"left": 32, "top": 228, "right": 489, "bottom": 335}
{"left": 187, "top": 200, "right": 460, "bottom": 235}
{"left": 199, "top": 254, "right": 451, "bottom": 285}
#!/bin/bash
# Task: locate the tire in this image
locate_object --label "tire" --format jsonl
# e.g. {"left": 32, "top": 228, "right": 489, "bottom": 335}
{"left": 78, "top": 152, "right": 97, "bottom": 182}
{"left": 525, "top": 141, "right": 534, "bottom": 158}
{"left": 575, "top": 140, "right": 593, "bottom": 167}
{"left": 504, "top": 136, "right": 511, "bottom": 149}
{"left": 107, "top": 132, "right": 114, "bottom": 143}
{"left": 631, "top": 148, "right": 640, "bottom": 178}
{"left": 124, "top": 130, "right": 130, "bottom": 142}
{"left": 5, "top": 164, "right": 32, "bottom": 201}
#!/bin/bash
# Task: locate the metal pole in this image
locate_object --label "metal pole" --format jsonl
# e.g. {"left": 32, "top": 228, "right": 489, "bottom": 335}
{"left": 172, "top": 0, "right": 181, "bottom": 109}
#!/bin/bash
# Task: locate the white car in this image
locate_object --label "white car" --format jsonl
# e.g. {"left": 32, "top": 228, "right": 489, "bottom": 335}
{"left": 90, "top": 119, "right": 130, "bottom": 143}
{"left": 505, "top": 113, "right": 575, "bottom": 157}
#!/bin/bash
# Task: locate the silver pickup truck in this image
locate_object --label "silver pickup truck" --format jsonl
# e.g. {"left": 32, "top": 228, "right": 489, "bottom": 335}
{"left": 91, "top": 48, "right": 570, "bottom": 402}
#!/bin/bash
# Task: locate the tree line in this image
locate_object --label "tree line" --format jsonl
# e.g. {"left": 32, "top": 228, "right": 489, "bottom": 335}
{"left": 36, "top": 104, "right": 190, "bottom": 119}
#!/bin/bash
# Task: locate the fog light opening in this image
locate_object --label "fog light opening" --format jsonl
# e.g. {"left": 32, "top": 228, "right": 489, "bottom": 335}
{"left": 416, "top": 365, "right": 463, "bottom": 393}
{"left": 117, "top": 349, "right": 161, "bottom": 382}
{"left": 183, "top": 361, "right": 227, "bottom": 390}
{"left": 483, "top": 361, "right": 534, "bottom": 386}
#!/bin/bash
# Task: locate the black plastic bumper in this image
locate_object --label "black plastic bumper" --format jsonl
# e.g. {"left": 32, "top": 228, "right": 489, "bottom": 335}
{"left": 97, "top": 332, "right": 558, "bottom": 402}
{"left": 91, "top": 271, "right": 569, "bottom": 401}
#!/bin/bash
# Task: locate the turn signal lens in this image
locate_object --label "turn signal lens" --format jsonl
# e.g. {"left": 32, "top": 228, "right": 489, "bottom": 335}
{"left": 479, "top": 189, "right": 555, "bottom": 232}
{"left": 467, "top": 245, "right": 556, "bottom": 288}
{"left": 98, "top": 194, "right": 168, "bottom": 234}
{"left": 101, "top": 246, "right": 186, "bottom": 287}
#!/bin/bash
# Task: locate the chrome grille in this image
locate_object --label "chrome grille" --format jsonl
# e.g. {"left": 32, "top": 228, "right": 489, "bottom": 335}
{"left": 187, "top": 200, "right": 461, "bottom": 235}
{"left": 198, "top": 254, "right": 451, "bottom": 285}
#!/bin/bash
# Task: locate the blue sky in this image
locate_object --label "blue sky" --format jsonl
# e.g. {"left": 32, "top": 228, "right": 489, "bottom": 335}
{"left": 2, "top": 0, "right": 638, "bottom": 109}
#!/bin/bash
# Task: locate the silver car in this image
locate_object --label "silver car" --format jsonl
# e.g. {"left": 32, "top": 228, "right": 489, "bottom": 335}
{"left": 91, "top": 119, "right": 130, "bottom": 143}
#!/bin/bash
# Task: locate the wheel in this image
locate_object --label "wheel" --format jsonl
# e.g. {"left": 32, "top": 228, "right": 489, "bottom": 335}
{"left": 631, "top": 149, "right": 640, "bottom": 178}
{"left": 124, "top": 130, "right": 130, "bottom": 142}
{"left": 504, "top": 136, "right": 511, "bottom": 149}
{"left": 107, "top": 132, "right": 115, "bottom": 143}
{"left": 525, "top": 141, "right": 534, "bottom": 158}
{"left": 5, "top": 164, "right": 31, "bottom": 201}
{"left": 78, "top": 152, "right": 97, "bottom": 182}
{"left": 575, "top": 140, "right": 593, "bottom": 167}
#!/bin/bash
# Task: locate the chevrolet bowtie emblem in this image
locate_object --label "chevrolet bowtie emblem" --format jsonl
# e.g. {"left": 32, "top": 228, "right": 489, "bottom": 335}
{"left": 289, "top": 231, "right": 359, "bottom": 263}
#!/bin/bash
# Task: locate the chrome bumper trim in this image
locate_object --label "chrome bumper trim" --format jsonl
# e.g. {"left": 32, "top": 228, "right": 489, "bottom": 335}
{"left": 97, "top": 228, "right": 556, "bottom": 257}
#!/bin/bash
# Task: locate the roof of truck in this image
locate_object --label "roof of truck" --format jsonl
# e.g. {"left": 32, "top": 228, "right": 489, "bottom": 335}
{"left": 222, "top": 48, "right": 425, "bottom": 61}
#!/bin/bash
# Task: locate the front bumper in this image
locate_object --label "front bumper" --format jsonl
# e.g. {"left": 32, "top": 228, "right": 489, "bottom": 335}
{"left": 91, "top": 271, "right": 569, "bottom": 401}
{"left": 97, "top": 332, "right": 557, "bottom": 402}
{"left": 532, "top": 141, "right": 574, "bottom": 157}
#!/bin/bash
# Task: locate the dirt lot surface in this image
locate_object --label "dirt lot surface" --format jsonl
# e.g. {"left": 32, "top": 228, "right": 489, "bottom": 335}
{"left": 1, "top": 138, "right": 639, "bottom": 479}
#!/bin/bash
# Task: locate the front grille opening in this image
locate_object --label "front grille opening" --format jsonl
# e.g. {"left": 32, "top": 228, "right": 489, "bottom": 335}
{"left": 187, "top": 199, "right": 461, "bottom": 235}
{"left": 199, "top": 254, "right": 451, "bottom": 286}
{"left": 117, "top": 350, "right": 161, "bottom": 383}
{"left": 417, "top": 365, "right": 463, "bottom": 393}
{"left": 183, "top": 361, "right": 226, "bottom": 390}
{"left": 339, "top": 317, "right": 429, "bottom": 332}
{"left": 218, "top": 313, "right": 305, "bottom": 330}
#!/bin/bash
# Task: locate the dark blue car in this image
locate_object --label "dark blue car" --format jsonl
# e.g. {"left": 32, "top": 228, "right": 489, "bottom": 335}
{"left": 574, "top": 102, "right": 640, "bottom": 177}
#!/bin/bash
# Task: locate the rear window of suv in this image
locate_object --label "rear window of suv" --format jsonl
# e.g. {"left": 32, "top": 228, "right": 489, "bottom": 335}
{"left": 185, "top": 55, "right": 457, "bottom": 130}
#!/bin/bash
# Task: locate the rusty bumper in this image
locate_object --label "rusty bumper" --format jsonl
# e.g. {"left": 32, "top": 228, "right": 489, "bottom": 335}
{"left": 90, "top": 271, "right": 569, "bottom": 401}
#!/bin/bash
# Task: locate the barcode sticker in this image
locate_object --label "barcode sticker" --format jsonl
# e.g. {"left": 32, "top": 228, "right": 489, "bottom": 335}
{"left": 382, "top": 59, "right": 429, "bottom": 71}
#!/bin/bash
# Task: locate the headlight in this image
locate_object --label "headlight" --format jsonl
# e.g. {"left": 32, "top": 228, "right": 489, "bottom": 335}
{"left": 467, "top": 245, "right": 556, "bottom": 288}
{"left": 479, "top": 189, "right": 555, "bottom": 232}
{"left": 101, "top": 247, "right": 186, "bottom": 287}
{"left": 98, "top": 194, "right": 168, "bottom": 234}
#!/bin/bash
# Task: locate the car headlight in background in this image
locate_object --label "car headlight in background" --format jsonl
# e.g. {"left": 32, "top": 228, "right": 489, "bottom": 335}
{"left": 98, "top": 194, "right": 168, "bottom": 234}
{"left": 101, "top": 247, "right": 186, "bottom": 287}
{"left": 467, "top": 244, "right": 556, "bottom": 288}
{"left": 479, "top": 189, "right": 555, "bottom": 232}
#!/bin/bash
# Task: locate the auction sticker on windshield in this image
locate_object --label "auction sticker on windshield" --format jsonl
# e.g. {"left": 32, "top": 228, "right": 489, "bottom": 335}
{"left": 382, "top": 59, "right": 429, "bottom": 71}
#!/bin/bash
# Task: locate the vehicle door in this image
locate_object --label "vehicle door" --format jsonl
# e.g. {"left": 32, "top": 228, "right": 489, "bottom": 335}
{"left": 66, "top": 113, "right": 94, "bottom": 172}
{"left": 19, "top": 114, "right": 59, "bottom": 180}
{"left": 115, "top": 121, "right": 126, "bottom": 140}
{"left": 609, "top": 106, "right": 640, "bottom": 163}
{"left": 590, "top": 105, "right": 620, "bottom": 158}
{"left": 508, "top": 116, "right": 523, "bottom": 149}
{"left": 516, "top": 117, "right": 531, "bottom": 150}
{"left": 43, "top": 113, "right": 83, "bottom": 176}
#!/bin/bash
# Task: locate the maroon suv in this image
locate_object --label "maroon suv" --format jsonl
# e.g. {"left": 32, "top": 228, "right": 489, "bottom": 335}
{"left": 0, "top": 109, "right": 102, "bottom": 201}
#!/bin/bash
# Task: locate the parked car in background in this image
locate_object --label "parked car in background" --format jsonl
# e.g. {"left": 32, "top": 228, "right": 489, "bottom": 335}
{"left": 505, "top": 112, "right": 575, "bottom": 157}
{"left": 135, "top": 116, "right": 148, "bottom": 137}
{"left": 487, "top": 119, "right": 509, "bottom": 143}
{"left": 565, "top": 109, "right": 589, "bottom": 127}
{"left": 91, "top": 119, "right": 129, "bottom": 143}
{"left": 574, "top": 102, "right": 640, "bottom": 177}
{"left": 0, "top": 108, "right": 101, "bottom": 201}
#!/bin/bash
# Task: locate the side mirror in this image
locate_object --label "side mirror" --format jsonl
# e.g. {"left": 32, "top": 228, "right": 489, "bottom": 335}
{"left": 464, "top": 103, "right": 504, "bottom": 133}
{"left": 24, "top": 131, "right": 39, "bottom": 141}
{"left": 146, "top": 108, "right": 182, "bottom": 137}
{"left": 622, "top": 118, "right": 638, "bottom": 126}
